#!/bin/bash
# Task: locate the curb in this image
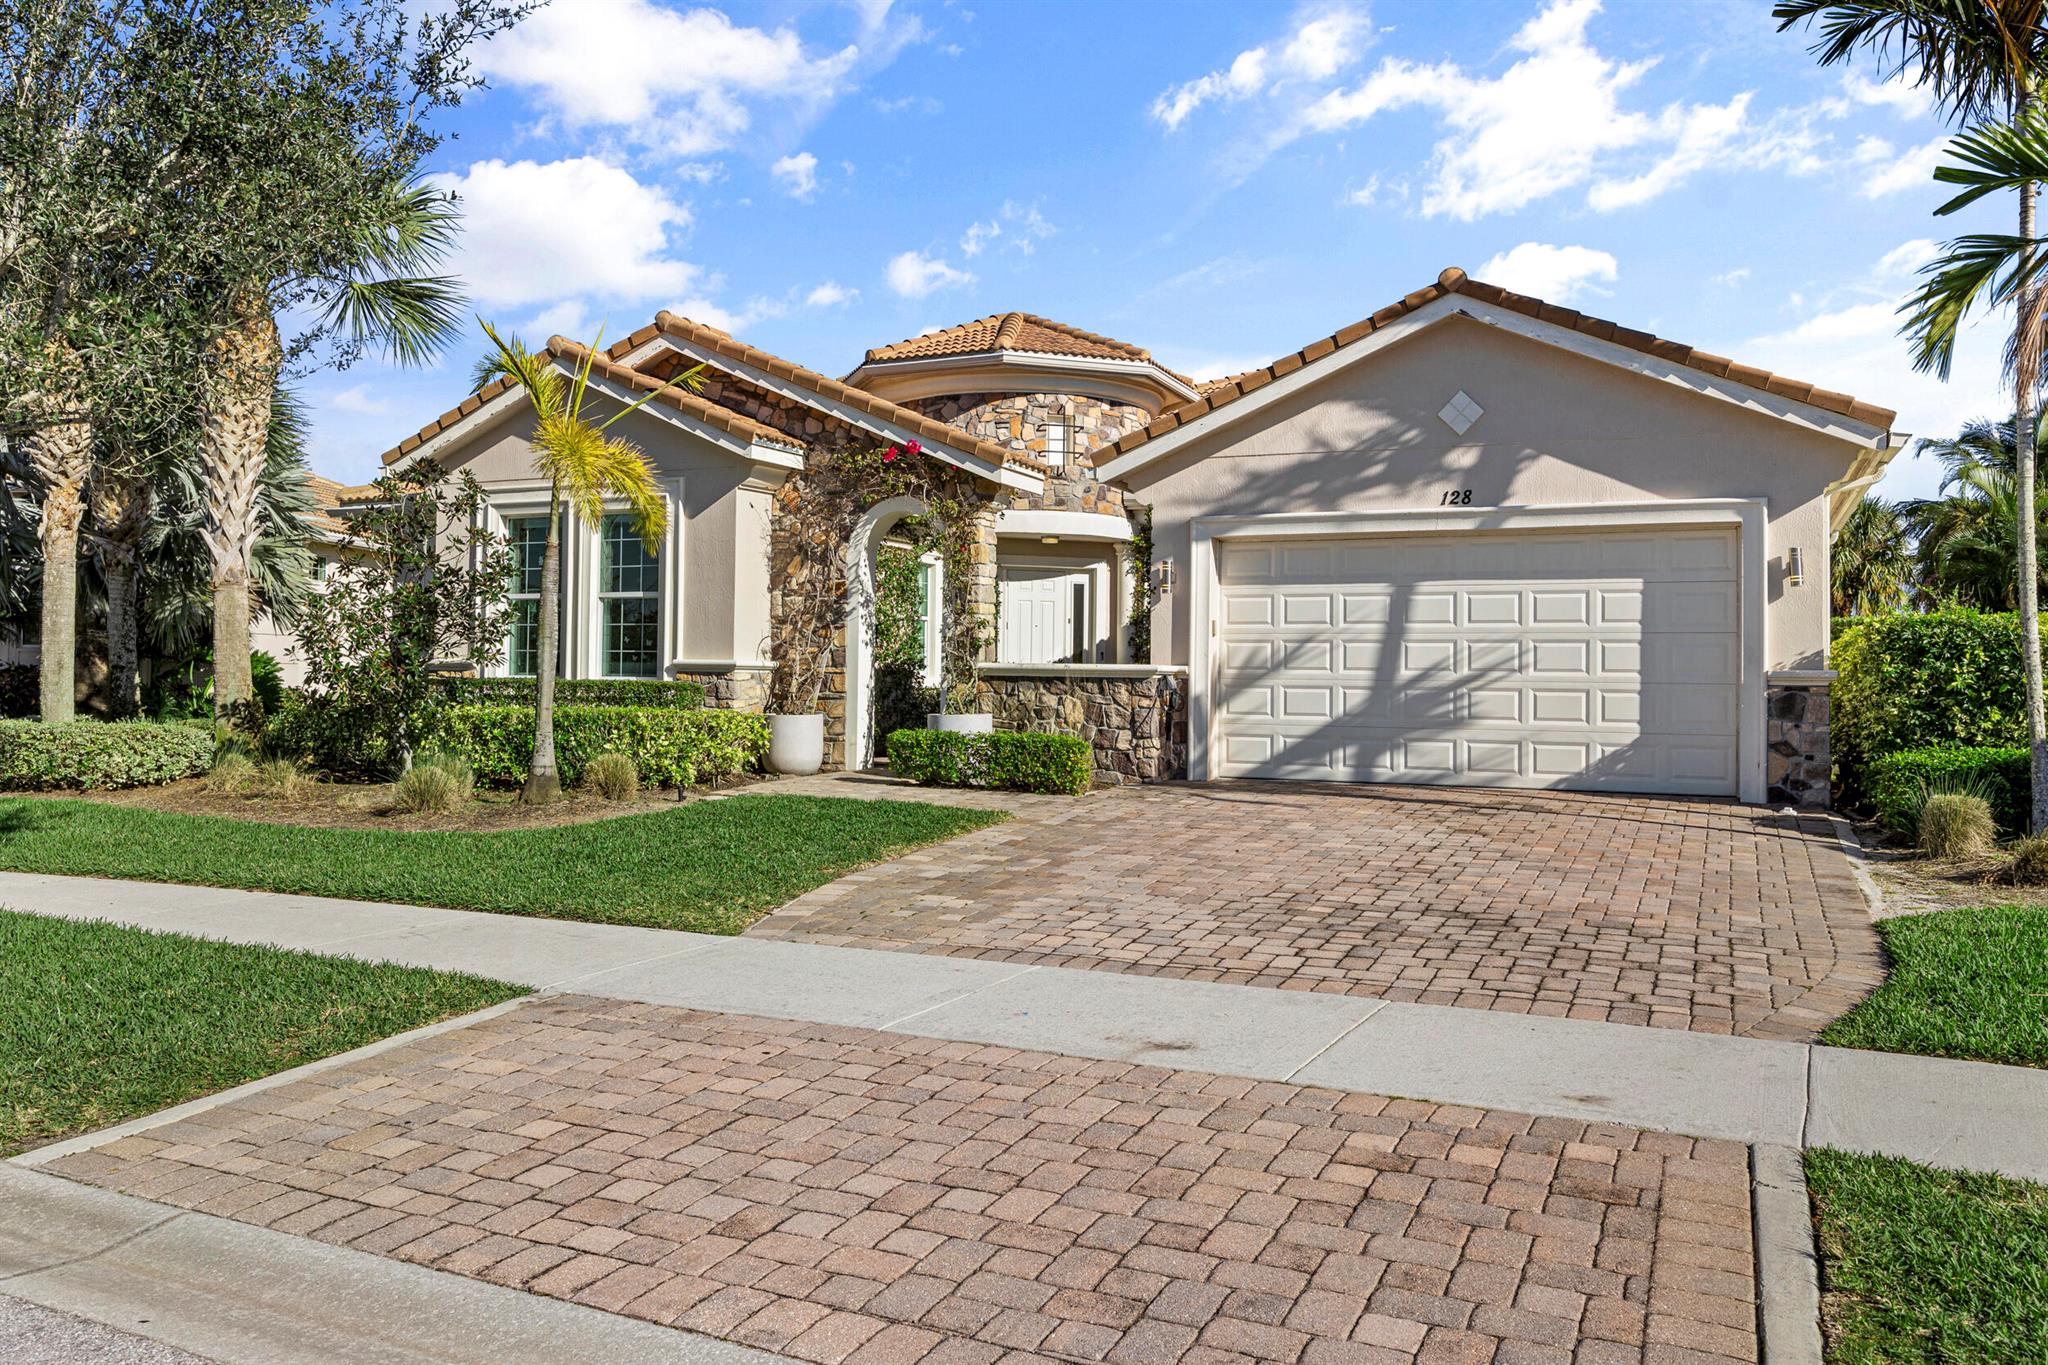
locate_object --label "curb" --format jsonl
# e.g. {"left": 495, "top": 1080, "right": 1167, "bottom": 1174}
{"left": 12, "top": 996, "right": 538, "bottom": 1169}
{"left": 1825, "top": 812, "right": 1892, "bottom": 919}
{"left": 1752, "top": 1143, "right": 1825, "bottom": 1365}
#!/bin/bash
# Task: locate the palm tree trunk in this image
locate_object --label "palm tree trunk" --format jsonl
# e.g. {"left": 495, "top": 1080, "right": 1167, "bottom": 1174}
{"left": 28, "top": 436, "right": 88, "bottom": 724}
{"left": 198, "top": 291, "right": 281, "bottom": 725}
{"left": 91, "top": 469, "right": 150, "bottom": 718}
{"left": 522, "top": 489, "right": 563, "bottom": 803}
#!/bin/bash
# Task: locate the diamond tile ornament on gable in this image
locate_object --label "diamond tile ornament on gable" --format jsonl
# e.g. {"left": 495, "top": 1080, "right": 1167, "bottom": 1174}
{"left": 1439, "top": 390, "right": 1484, "bottom": 436}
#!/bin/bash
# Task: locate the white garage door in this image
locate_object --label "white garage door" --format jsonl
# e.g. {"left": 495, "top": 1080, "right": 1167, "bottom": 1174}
{"left": 1213, "top": 527, "right": 1741, "bottom": 795}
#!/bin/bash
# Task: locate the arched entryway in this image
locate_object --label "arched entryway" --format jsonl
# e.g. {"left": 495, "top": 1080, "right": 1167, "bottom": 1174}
{"left": 843, "top": 494, "right": 928, "bottom": 771}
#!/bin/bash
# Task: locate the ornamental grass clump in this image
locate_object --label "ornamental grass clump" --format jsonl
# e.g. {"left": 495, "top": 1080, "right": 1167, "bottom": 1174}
{"left": 2010, "top": 833, "right": 2048, "bottom": 886}
{"left": 582, "top": 752, "right": 637, "bottom": 802}
{"left": 395, "top": 748, "right": 474, "bottom": 815}
{"left": 254, "top": 758, "right": 311, "bottom": 802}
{"left": 1918, "top": 792, "right": 1996, "bottom": 861}
{"left": 206, "top": 752, "right": 256, "bottom": 794}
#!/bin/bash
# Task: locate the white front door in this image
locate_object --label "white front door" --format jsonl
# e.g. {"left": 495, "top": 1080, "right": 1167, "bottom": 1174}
{"left": 1212, "top": 527, "right": 1742, "bottom": 795}
{"left": 998, "top": 566, "right": 1090, "bottom": 664}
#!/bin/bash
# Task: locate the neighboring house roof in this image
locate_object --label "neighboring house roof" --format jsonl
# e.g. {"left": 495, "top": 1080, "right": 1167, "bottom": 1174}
{"left": 1094, "top": 267, "right": 1899, "bottom": 476}
{"left": 299, "top": 474, "right": 354, "bottom": 539}
{"left": 863, "top": 312, "right": 1158, "bottom": 367}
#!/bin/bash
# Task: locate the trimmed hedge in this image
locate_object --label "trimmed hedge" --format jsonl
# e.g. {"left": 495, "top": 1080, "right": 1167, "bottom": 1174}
{"left": 437, "top": 677, "right": 707, "bottom": 709}
{"left": 1833, "top": 610, "right": 2033, "bottom": 801}
{"left": 0, "top": 720, "right": 214, "bottom": 790}
{"left": 1868, "top": 746, "right": 2029, "bottom": 836}
{"left": 887, "top": 728, "right": 1092, "bottom": 795}
{"left": 422, "top": 705, "right": 766, "bottom": 788}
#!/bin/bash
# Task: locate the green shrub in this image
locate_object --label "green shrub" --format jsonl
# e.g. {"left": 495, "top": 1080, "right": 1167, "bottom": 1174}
{"left": 0, "top": 720, "right": 214, "bottom": 791}
{"left": 1919, "top": 793, "right": 1995, "bottom": 860}
{"left": 206, "top": 752, "right": 256, "bottom": 793}
{"left": 0, "top": 664, "right": 35, "bottom": 719}
{"left": 263, "top": 689, "right": 397, "bottom": 779}
{"left": 394, "top": 762, "right": 465, "bottom": 815}
{"left": 422, "top": 705, "right": 766, "bottom": 789}
{"left": 1834, "top": 610, "right": 2033, "bottom": 801}
{"left": 886, "top": 728, "right": 1092, "bottom": 795}
{"left": 1869, "top": 747, "right": 2028, "bottom": 836}
{"left": 438, "top": 677, "right": 707, "bottom": 709}
{"left": 582, "top": 752, "right": 638, "bottom": 802}
{"left": 254, "top": 758, "right": 311, "bottom": 801}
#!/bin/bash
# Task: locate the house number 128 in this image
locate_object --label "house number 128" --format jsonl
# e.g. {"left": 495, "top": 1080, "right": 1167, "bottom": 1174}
{"left": 1439, "top": 489, "right": 1474, "bottom": 505}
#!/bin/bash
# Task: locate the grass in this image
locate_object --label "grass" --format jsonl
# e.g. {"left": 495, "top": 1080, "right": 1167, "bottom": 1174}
{"left": 0, "top": 795, "right": 1005, "bottom": 934}
{"left": 1819, "top": 906, "right": 2048, "bottom": 1069}
{"left": 1806, "top": 1148, "right": 2048, "bottom": 1363}
{"left": 0, "top": 910, "right": 525, "bottom": 1155}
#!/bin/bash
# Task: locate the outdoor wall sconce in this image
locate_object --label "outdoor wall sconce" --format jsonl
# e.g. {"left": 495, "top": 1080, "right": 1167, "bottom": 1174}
{"left": 1154, "top": 557, "right": 1176, "bottom": 596}
{"left": 1786, "top": 546, "right": 1805, "bottom": 586}
{"left": 1040, "top": 535, "right": 1060, "bottom": 545}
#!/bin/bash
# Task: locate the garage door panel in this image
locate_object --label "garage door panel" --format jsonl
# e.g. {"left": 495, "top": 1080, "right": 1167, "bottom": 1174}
{"left": 1214, "top": 527, "right": 1741, "bottom": 796}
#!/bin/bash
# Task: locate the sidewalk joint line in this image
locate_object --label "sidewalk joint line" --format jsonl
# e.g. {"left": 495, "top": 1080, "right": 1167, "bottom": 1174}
{"left": 539, "top": 941, "right": 724, "bottom": 992}
{"left": 0, "top": 1208, "right": 186, "bottom": 1285}
{"left": 1281, "top": 1004, "right": 1381, "bottom": 1082}
{"left": 880, "top": 964, "right": 1043, "bottom": 1030}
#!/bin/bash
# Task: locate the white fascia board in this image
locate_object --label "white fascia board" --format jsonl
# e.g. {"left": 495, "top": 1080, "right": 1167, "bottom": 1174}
{"left": 848, "top": 350, "right": 1202, "bottom": 405}
{"left": 578, "top": 372, "right": 804, "bottom": 470}
{"left": 384, "top": 387, "right": 528, "bottom": 475}
{"left": 993, "top": 508, "right": 1133, "bottom": 542}
{"left": 1096, "top": 296, "right": 1892, "bottom": 483}
{"left": 628, "top": 335, "right": 1042, "bottom": 493}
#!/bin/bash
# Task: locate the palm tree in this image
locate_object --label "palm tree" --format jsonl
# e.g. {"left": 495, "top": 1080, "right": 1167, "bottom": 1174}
{"left": 1780, "top": 0, "right": 2048, "bottom": 827}
{"left": 475, "top": 324, "right": 699, "bottom": 803}
{"left": 1833, "top": 495, "right": 1915, "bottom": 614}
{"left": 1899, "top": 417, "right": 2048, "bottom": 605}
{"left": 17, "top": 341, "right": 91, "bottom": 722}
{"left": 196, "top": 178, "right": 461, "bottom": 720}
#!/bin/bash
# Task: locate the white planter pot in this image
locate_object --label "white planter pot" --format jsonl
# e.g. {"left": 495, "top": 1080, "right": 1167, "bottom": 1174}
{"left": 767, "top": 712, "right": 825, "bottom": 775}
{"left": 926, "top": 712, "right": 993, "bottom": 734}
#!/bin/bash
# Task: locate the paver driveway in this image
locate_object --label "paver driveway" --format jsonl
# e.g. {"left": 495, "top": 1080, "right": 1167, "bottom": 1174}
{"left": 747, "top": 779, "right": 1882, "bottom": 1040}
{"left": 47, "top": 995, "right": 1761, "bottom": 1365}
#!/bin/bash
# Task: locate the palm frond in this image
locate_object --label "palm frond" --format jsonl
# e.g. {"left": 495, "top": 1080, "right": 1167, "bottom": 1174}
{"left": 1900, "top": 232, "right": 2048, "bottom": 378}
{"left": 1929, "top": 111, "right": 2048, "bottom": 214}
{"left": 319, "top": 275, "right": 464, "bottom": 368}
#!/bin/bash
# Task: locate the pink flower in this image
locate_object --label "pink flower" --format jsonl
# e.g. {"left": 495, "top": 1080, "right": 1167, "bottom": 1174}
{"left": 884, "top": 445, "right": 899, "bottom": 462}
{"left": 905, "top": 440, "right": 921, "bottom": 454}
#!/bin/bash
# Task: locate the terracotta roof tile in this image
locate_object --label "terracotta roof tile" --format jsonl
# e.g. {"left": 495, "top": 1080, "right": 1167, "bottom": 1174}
{"left": 1095, "top": 267, "right": 1898, "bottom": 468}
{"left": 863, "top": 311, "right": 1158, "bottom": 366}
{"left": 651, "top": 311, "right": 1051, "bottom": 478}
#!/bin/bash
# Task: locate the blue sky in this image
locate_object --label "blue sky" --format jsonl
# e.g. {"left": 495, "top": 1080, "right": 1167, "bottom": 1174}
{"left": 302, "top": 0, "right": 2016, "bottom": 503}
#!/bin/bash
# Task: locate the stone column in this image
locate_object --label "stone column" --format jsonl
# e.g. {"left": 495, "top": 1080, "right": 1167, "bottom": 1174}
{"left": 1766, "top": 670, "right": 1834, "bottom": 809}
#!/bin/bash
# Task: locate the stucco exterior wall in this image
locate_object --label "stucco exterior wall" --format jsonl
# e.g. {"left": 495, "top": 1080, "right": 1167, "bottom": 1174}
{"left": 1121, "top": 316, "right": 1854, "bottom": 675}
{"left": 431, "top": 400, "right": 785, "bottom": 678}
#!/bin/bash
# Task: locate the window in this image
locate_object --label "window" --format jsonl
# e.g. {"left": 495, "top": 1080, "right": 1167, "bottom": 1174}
{"left": 600, "top": 513, "right": 660, "bottom": 678}
{"left": 506, "top": 515, "right": 550, "bottom": 677}
{"left": 916, "top": 555, "right": 941, "bottom": 681}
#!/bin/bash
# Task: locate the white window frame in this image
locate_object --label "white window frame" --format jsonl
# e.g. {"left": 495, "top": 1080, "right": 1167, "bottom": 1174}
{"left": 597, "top": 511, "right": 663, "bottom": 679}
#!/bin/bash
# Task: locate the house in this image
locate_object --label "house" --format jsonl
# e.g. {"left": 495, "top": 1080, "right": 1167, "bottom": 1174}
{"left": 365, "top": 267, "right": 1900, "bottom": 807}
{"left": 251, "top": 474, "right": 358, "bottom": 688}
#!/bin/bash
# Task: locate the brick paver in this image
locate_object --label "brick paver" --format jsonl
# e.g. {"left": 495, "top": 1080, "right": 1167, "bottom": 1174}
{"left": 746, "top": 779, "right": 1881, "bottom": 1040}
{"left": 49, "top": 996, "right": 1760, "bottom": 1365}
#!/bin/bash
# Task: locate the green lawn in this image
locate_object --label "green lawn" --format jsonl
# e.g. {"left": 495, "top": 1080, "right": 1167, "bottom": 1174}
{"left": 1820, "top": 906, "right": 2048, "bottom": 1069}
{"left": 0, "top": 910, "right": 525, "bottom": 1154}
{"left": 0, "top": 795, "right": 1004, "bottom": 934}
{"left": 1807, "top": 1149, "right": 2048, "bottom": 1363}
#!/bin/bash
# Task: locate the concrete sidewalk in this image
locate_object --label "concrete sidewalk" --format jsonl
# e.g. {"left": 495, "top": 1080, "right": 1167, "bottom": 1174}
{"left": 8, "top": 870, "right": 2048, "bottom": 1183}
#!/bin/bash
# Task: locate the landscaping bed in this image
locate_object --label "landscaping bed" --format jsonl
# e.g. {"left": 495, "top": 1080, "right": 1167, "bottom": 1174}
{"left": 1807, "top": 1148, "right": 2048, "bottom": 1364}
{"left": 1820, "top": 905, "right": 2048, "bottom": 1069}
{"left": 0, "top": 910, "right": 525, "bottom": 1155}
{"left": 0, "top": 795, "right": 1005, "bottom": 933}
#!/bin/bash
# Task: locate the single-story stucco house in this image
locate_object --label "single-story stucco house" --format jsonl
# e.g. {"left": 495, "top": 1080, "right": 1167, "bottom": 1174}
{"left": 356, "top": 267, "right": 1899, "bottom": 807}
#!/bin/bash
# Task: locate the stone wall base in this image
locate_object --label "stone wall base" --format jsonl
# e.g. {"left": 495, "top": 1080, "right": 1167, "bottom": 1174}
{"left": 673, "top": 666, "right": 770, "bottom": 712}
{"left": 1767, "top": 674, "right": 1832, "bottom": 809}
{"left": 972, "top": 670, "right": 1188, "bottom": 786}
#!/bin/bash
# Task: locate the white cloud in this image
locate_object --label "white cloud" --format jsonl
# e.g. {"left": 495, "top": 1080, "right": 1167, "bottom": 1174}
{"left": 885, "top": 250, "right": 975, "bottom": 298}
{"left": 1477, "top": 243, "right": 1618, "bottom": 303}
{"left": 1342, "top": 175, "right": 1381, "bottom": 207}
{"left": 1152, "top": 6, "right": 1371, "bottom": 130}
{"left": 1860, "top": 135, "right": 1948, "bottom": 198}
{"left": 1842, "top": 71, "right": 1934, "bottom": 120}
{"left": 524, "top": 300, "right": 590, "bottom": 341}
{"left": 481, "top": 1, "right": 858, "bottom": 153}
{"left": 436, "top": 158, "right": 699, "bottom": 310}
{"left": 328, "top": 383, "right": 392, "bottom": 416}
{"left": 804, "top": 281, "right": 858, "bottom": 308}
{"left": 1711, "top": 267, "right": 1751, "bottom": 288}
{"left": 1751, "top": 300, "right": 1900, "bottom": 347}
{"left": 960, "top": 219, "right": 999, "bottom": 258}
{"left": 771, "top": 151, "right": 820, "bottom": 200}
{"left": 1876, "top": 238, "right": 1940, "bottom": 279}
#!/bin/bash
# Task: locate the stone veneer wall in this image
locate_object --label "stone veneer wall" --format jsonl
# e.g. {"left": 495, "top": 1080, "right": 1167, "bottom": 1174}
{"left": 672, "top": 666, "right": 769, "bottom": 711}
{"left": 1767, "top": 676, "right": 1832, "bottom": 809}
{"left": 972, "top": 670, "right": 1189, "bottom": 786}
{"left": 911, "top": 392, "right": 1152, "bottom": 463}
